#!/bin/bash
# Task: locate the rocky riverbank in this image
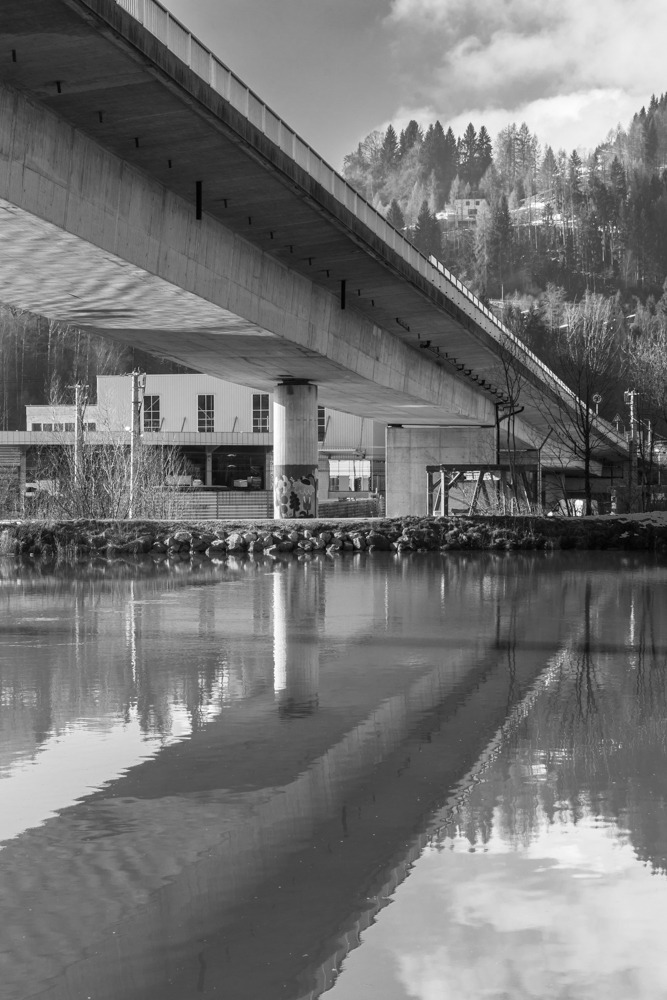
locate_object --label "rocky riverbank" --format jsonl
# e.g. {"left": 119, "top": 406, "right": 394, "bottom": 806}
{"left": 2, "top": 513, "right": 667, "bottom": 562}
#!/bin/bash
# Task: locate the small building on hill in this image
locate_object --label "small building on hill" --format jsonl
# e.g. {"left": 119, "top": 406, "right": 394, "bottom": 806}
{"left": 437, "top": 198, "right": 489, "bottom": 227}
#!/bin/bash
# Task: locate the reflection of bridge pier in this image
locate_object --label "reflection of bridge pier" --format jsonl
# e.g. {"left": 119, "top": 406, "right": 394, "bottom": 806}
{"left": 273, "top": 561, "right": 321, "bottom": 716}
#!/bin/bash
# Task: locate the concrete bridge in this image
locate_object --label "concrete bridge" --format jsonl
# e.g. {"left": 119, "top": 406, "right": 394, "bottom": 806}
{"left": 0, "top": 0, "right": 628, "bottom": 514}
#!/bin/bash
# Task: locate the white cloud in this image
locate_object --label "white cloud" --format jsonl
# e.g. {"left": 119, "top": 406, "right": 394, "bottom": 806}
{"left": 383, "top": 0, "right": 667, "bottom": 150}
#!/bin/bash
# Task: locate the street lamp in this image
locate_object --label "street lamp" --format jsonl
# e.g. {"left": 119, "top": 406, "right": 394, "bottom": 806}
{"left": 624, "top": 389, "right": 639, "bottom": 510}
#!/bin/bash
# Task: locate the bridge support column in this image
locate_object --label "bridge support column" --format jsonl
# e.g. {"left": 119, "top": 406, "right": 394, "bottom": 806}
{"left": 386, "top": 425, "right": 496, "bottom": 517}
{"left": 273, "top": 381, "right": 318, "bottom": 518}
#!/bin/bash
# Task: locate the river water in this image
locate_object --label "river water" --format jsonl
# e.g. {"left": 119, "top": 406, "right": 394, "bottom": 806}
{"left": 1, "top": 551, "right": 666, "bottom": 999}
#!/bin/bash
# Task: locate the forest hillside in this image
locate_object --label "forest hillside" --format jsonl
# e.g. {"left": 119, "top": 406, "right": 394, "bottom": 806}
{"left": 342, "top": 96, "right": 667, "bottom": 301}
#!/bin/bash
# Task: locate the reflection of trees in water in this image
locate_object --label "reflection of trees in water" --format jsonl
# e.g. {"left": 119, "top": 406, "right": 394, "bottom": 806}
{"left": 0, "top": 568, "right": 266, "bottom": 757}
{"left": 445, "top": 570, "right": 667, "bottom": 874}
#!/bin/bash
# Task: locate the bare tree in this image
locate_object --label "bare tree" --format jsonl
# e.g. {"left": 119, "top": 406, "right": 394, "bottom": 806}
{"left": 624, "top": 305, "right": 667, "bottom": 509}
{"left": 486, "top": 300, "right": 544, "bottom": 513}
{"left": 536, "top": 293, "right": 624, "bottom": 515}
{"left": 30, "top": 429, "right": 192, "bottom": 520}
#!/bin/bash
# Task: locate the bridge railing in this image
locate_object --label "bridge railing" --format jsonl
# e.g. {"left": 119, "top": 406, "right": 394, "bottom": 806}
{"left": 112, "top": 0, "right": 623, "bottom": 449}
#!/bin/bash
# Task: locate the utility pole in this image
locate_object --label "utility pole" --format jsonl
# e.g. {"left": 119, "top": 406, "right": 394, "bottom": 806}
{"left": 129, "top": 370, "right": 146, "bottom": 519}
{"left": 68, "top": 383, "right": 87, "bottom": 489}
{"left": 624, "top": 389, "right": 639, "bottom": 510}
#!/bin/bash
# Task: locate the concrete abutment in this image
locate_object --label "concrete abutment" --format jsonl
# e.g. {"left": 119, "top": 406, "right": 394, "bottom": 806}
{"left": 386, "top": 426, "right": 498, "bottom": 518}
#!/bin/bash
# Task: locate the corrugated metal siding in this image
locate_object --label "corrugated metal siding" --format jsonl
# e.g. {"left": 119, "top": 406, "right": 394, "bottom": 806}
{"left": 96, "top": 376, "right": 381, "bottom": 447}
{"left": 18, "top": 378, "right": 386, "bottom": 455}
{"left": 98, "top": 374, "right": 267, "bottom": 434}
{"left": 0, "top": 446, "right": 22, "bottom": 466}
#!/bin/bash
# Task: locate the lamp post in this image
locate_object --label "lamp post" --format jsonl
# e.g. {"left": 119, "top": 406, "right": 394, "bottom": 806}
{"left": 129, "top": 370, "right": 146, "bottom": 519}
{"left": 624, "top": 389, "right": 638, "bottom": 510}
{"left": 67, "top": 382, "right": 88, "bottom": 490}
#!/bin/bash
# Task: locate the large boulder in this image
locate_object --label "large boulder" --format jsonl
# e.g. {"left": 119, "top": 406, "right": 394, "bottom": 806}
{"left": 226, "top": 532, "right": 246, "bottom": 552}
{"left": 366, "top": 531, "right": 390, "bottom": 550}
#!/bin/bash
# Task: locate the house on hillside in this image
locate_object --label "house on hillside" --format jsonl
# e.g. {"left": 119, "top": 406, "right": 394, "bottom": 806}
{"left": 437, "top": 198, "right": 489, "bottom": 228}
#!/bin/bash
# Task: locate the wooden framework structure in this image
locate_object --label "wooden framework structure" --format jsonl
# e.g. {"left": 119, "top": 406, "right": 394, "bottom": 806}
{"left": 426, "top": 463, "right": 540, "bottom": 516}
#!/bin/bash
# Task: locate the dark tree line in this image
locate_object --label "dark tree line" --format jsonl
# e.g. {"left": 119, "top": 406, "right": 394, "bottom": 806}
{"left": 0, "top": 305, "right": 188, "bottom": 428}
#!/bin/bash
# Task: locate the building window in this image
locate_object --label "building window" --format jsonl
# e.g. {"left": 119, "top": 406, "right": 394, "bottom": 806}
{"left": 318, "top": 406, "right": 326, "bottom": 442}
{"left": 31, "top": 423, "right": 41, "bottom": 431}
{"left": 86, "top": 422, "right": 96, "bottom": 432}
{"left": 329, "top": 458, "right": 370, "bottom": 492}
{"left": 64, "top": 422, "right": 74, "bottom": 432}
{"left": 144, "top": 395, "right": 160, "bottom": 431}
{"left": 54, "top": 423, "right": 64, "bottom": 432}
{"left": 252, "top": 393, "right": 270, "bottom": 432}
{"left": 42, "top": 423, "right": 53, "bottom": 432}
{"left": 198, "top": 394, "right": 214, "bottom": 432}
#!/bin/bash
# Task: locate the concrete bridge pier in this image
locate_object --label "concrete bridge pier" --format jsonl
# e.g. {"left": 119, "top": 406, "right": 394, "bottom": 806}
{"left": 273, "top": 382, "right": 319, "bottom": 518}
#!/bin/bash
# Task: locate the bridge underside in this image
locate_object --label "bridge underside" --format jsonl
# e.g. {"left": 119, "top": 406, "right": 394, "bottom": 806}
{"left": 0, "top": 194, "right": 492, "bottom": 428}
{"left": 0, "top": 0, "right": 533, "bottom": 430}
{"left": 0, "top": 0, "right": 627, "bottom": 511}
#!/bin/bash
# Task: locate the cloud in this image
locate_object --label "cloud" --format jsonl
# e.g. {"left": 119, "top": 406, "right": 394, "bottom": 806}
{"left": 383, "top": 0, "right": 667, "bottom": 150}
{"left": 329, "top": 817, "right": 667, "bottom": 1000}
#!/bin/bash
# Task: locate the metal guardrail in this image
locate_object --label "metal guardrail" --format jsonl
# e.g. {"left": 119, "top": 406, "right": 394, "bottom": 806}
{"left": 110, "top": 0, "right": 625, "bottom": 451}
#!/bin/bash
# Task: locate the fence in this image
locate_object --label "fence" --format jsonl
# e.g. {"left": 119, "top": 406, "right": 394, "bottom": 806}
{"left": 318, "top": 497, "right": 385, "bottom": 519}
{"left": 173, "top": 489, "right": 271, "bottom": 520}
{"left": 172, "top": 491, "right": 384, "bottom": 520}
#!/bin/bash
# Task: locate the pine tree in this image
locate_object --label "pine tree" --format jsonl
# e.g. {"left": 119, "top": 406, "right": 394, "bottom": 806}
{"left": 540, "top": 146, "right": 558, "bottom": 199}
{"left": 412, "top": 200, "right": 442, "bottom": 258}
{"left": 381, "top": 125, "right": 399, "bottom": 169}
{"left": 610, "top": 156, "right": 627, "bottom": 203}
{"left": 418, "top": 121, "right": 452, "bottom": 209}
{"left": 443, "top": 127, "right": 459, "bottom": 201}
{"left": 568, "top": 150, "right": 583, "bottom": 213}
{"left": 476, "top": 127, "right": 493, "bottom": 180}
{"left": 495, "top": 124, "right": 518, "bottom": 189}
{"left": 459, "top": 123, "right": 478, "bottom": 187}
{"left": 645, "top": 119, "right": 659, "bottom": 168}
{"left": 399, "top": 120, "right": 423, "bottom": 159}
{"left": 386, "top": 198, "right": 405, "bottom": 230}
{"left": 488, "top": 194, "right": 513, "bottom": 293}
{"left": 420, "top": 124, "right": 437, "bottom": 180}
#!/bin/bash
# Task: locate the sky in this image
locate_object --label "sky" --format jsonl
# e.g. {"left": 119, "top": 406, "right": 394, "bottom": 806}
{"left": 161, "top": 0, "right": 667, "bottom": 169}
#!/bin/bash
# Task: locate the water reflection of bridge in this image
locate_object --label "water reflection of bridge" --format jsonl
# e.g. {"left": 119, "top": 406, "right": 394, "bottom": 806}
{"left": 0, "top": 554, "right": 622, "bottom": 1000}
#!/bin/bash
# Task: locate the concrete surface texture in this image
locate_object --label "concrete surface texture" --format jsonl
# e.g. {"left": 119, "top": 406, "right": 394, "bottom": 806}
{"left": 386, "top": 426, "right": 498, "bottom": 516}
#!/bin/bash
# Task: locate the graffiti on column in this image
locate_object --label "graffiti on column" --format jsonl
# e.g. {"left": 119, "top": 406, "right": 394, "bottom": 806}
{"left": 274, "top": 471, "right": 317, "bottom": 518}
